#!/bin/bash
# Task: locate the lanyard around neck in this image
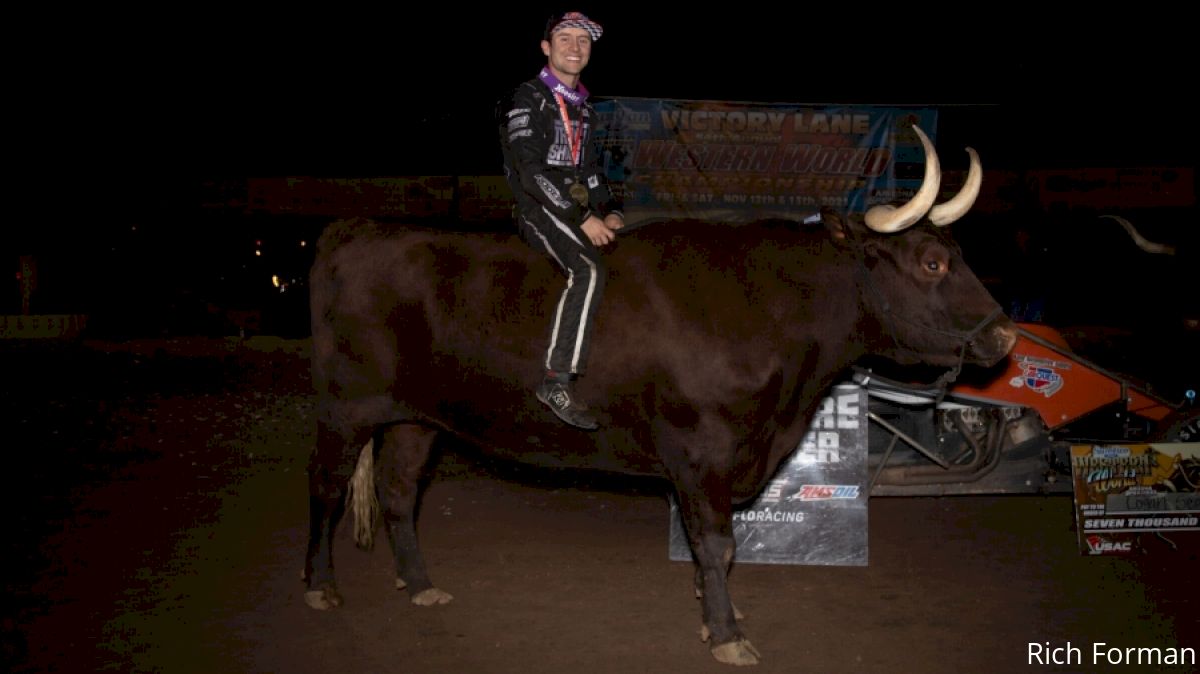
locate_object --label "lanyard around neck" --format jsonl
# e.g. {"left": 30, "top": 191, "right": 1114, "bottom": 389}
{"left": 552, "top": 93, "right": 583, "bottom": 168}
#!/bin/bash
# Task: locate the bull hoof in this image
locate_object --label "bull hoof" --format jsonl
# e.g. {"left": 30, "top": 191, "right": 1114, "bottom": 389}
{"left": 304, "top": 587, "right": 343, "bottom": 610}
{"left": 710, "top": 639, "right": 761, "bottom": 666}
{"left": 411, "top": 588, "right": 454, "bottom": 606}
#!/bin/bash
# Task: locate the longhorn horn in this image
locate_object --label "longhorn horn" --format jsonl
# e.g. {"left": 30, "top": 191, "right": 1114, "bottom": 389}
{"left": 864, "top": 125, "right": 941, "bottom": 233}
{"left": 928, "top": 146, "right": 982, "bottom": 226}
{"left": 1101, "top": 215, "right": 1177, "bottom": 255}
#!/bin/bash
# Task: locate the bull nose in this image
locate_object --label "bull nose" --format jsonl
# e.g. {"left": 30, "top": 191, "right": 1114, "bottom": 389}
{"left": 969, "top": 317, "right": 1018, "bottom": 366}
{"left": 996, "top": 319, "right": 1018, "bottom": 354}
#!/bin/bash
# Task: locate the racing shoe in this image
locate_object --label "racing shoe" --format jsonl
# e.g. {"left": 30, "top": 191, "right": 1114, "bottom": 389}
{"left": 536, "top": 378, "right": 599, "bottom": 430}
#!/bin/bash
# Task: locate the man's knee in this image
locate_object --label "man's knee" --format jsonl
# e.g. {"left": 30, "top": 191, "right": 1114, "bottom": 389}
{"left": 569, "top": 251, "right": 606, "bottom": 278}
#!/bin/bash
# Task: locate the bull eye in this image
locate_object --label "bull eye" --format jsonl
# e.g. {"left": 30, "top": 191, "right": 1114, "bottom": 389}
{"left": 922, "top": 256, "right": 948, "bottom": 276}
{"left": 916, "top": 242, "right": 950, "bottom": 279}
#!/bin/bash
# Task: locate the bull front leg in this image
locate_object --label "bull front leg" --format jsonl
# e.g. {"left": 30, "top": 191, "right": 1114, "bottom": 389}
{"left": 671, "top": 467, "right": 761, "bottom": 666}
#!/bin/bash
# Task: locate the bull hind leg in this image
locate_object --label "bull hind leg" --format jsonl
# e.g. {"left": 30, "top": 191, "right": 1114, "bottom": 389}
{"left": 303, "top": 422, "right": 372, "bottom": 610}
{"left": 376, "top": 423, "right": 453, "bottom": 606}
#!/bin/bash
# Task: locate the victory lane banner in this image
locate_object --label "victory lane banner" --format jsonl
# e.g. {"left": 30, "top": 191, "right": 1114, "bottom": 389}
{"left": 669, "top": 383, "right": 868, "bottom": 566}
{"left": 1070, "top": 443, "right": 1200, "bottom": 555}
{"left": 592, "top": 98, "right": 937, "bottom": 224}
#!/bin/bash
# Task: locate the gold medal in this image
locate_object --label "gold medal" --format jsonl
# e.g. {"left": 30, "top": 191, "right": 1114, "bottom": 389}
{"left": 569, "top": 182, "right": 589, "bottom": 207}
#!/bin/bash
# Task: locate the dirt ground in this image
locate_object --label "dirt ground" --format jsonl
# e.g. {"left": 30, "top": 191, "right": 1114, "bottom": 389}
{"left": 3, "top": 338, "right": 1197, "bottom": 674}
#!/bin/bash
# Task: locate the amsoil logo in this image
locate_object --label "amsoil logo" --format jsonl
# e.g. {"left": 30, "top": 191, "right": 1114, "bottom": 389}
{"left": 1085, "top": 535, "right": 1132, "bottom": 554}
{"left": 791, "top": 485, "right": 860, "bottom": 501}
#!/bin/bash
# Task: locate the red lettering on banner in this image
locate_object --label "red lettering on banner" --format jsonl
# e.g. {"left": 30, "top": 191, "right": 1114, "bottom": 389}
{"left": 777, "top": 144, "right": 821, "bottom": 172}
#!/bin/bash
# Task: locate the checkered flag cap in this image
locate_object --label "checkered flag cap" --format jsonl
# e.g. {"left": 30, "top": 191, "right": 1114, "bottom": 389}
{"left": 544, "top": 11, "right": 603, "bottom": 41}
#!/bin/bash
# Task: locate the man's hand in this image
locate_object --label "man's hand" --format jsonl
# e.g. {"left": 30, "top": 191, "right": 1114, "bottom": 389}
{"left": 603, "top": 213, "right": 625, "bottom": 232}
{"left": 581, "top": 215, "right": 616, "bottom": 247}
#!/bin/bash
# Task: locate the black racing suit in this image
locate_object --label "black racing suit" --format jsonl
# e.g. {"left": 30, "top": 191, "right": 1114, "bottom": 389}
{"left": 497, "top": 77, "right": 623, "bottom": 377}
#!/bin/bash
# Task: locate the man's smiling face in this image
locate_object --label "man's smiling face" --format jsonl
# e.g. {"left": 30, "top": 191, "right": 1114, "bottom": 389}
{"left": 542, "top": 27, "right": 592, "bottom": 82}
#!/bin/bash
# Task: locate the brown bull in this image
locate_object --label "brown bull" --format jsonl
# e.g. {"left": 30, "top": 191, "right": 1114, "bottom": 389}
{"left": 303, "top": 126, "right": 1016, "bottom": 665}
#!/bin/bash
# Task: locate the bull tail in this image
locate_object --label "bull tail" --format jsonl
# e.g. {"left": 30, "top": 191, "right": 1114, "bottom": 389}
{"left": 347, "top": 438, "right": 380, "bottom": 549}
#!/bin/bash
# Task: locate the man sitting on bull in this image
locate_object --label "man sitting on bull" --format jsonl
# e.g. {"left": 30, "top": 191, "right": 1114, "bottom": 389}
{"left": 496, "top": 11, "right": 625, "bottom": 430}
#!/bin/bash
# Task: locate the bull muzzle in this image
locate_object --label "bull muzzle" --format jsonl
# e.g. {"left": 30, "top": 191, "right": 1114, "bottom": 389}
{"left": 969, "top": 314, "right": 1018, "bottom": 367}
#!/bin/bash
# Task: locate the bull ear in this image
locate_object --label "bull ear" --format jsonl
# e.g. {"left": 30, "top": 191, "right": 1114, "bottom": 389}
{"left": 859, "top": 237, "right": 883, "bottom": 265}
{"left": 819, "top": 207, "right": 848, "bottom": 240}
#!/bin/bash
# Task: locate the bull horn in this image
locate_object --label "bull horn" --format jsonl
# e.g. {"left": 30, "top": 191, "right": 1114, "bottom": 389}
{"left": 864, "top": 125, "right": 941, "bottom": 233}
{"left": 1101, "top": 215, "right": 1177, "bottom": 255}
{"left": 928, "top": 147, "right": 982, "bottom": 226}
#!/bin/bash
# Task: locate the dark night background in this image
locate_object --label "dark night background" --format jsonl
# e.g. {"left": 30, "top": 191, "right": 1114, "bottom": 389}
{"left": 22, "top": 7, "right": 1195, "bottom": 177}
{"left": 10, "top": 7, "right": 1197, "bottom": 387}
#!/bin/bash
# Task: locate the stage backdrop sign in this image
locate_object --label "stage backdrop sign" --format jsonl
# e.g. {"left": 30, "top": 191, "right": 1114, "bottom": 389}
{"left": 1070, "top": 443, "right": 1200, "bottom": 556}
{"left": 669, "top": 383, "right": 868, "bottom": 566}
{"left": 592, "top": 99, "right": 938, "bottom": 225}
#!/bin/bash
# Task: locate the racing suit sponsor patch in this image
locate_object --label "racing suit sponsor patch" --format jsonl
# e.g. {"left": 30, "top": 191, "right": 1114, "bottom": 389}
{"left": 535, "top": 174, "right": 572, "bottom": 209}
